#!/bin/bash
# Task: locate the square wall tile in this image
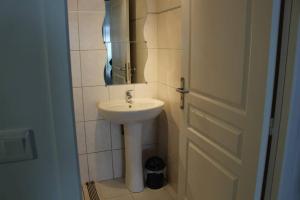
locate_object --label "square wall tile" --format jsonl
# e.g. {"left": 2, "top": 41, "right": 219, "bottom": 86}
{"left": 73, "top": 88, "right": 84, "bottom": 122}
{"left": 166, "top": 86, "right": 181, "bottom": 126}
{"left": 79, "top": 155, "right": 89, "bottom": 184}
{"left": 167, "top": 153, "right": 178, "bottom": 192}
{"left": 82, "top": 86, "right": 109, "bottom": 121}
{"left": 88, "top": 151, "right": 113, "bottom": 181}
{"left": 135, "top": 83, "right": 157, "bottom": 98}
{"left": 157, "top": 0, "right": 181, "bottom": 12}
{"left": 111, "top": 123, "right": 124, "bottom": 149}
{"left": 80, "top": 50, "right": 106, "bottom": 86}
{"left": 167, "top": 166, "right": 178, "bottom": 193}
{"left": 142, "top": 119, "right": 157, "bottom": 145}
{"left": 144, "top": 49, "right": 158, "bottom": 83}
{"left": 70, "top": 51, "right": 82, "bottom": 87}
{"left": 112, "top": 149, "right": 124, "bottom": 179}
{"left": 142, "top": 144, "right": 157, "bottom": 165}
{"left": 158, "top": 85, "right": 181, "bottom": 127}
{"left": 157, "top": 121, "right": 179, "bottom": 192}
{"left": 76, "top": 122, "right": 86, "bottom": 154}
{"left": 78, "top": 12, "right": 106, "bottom": 50}
{"left": 145, "top": 14, "right": 158, "bottom": 48}
{"left": 78, "top": 0, "right": 105, "bottom": 11}
{"left": 85, "top": 120, "right": 111, "bottom": 153}
{"left": 167, "top": 122, "right": 179, "bottom": 163}
{"left": 157, "top": 83, "right": 169, "bottom": 107}
{"left": 157, "top": 49, "right": 182, "bottom": 88}
{"left": 157, "top": 85, "right": 181, "bottom": 127}
{"left": 157, "top": 51, "right": 167, "bottom": 85}
{"left": 67, "top": 0, "right": 78, "bottom": 11}
{"left": 133, "top": 44, "right": 148, "bottom": 83}
{"left": 146, "top": 0, "right": 158, "bottom": 13}
{"left": 158, "top": 8, "right": 182, "bottom": 49}
{"left": 68, "top": 12, "right": 79, "bottom": 50}
{"left": 130, "top": 18, "right": 146, "bottom": 42}
{"left": 108, "top": 85, "right": 135, "bottom": 101}
{"left": 168, "top": 49, "right": 181, "bottom": 88}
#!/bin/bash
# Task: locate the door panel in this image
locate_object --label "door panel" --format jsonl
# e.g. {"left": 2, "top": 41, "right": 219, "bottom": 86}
{"left": 187, "top": 142, "right": 238, "bottom": 200}
{"left": 189, "top": 0, "right": 251, "bottom": 107}
{"left": 188, "top": 105, "right": 243, "bottom": 158}
{"left": 179, "top": 0, "right": 281, "bottom": 199}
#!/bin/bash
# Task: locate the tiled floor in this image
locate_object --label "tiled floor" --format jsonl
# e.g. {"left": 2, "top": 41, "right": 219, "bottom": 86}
{"left": 82, "top": 179, "right": 174, "bottom": 200}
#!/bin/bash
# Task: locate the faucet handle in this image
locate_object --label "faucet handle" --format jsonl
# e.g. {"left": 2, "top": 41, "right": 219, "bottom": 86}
{"left": 126, "top": 89, "right": 134, "bottom": 95}
{"left": 126, "top": 89, "right": 134, "bottom": 104}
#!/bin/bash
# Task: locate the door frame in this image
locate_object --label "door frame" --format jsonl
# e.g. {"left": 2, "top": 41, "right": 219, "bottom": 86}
{"left": 44, "top": 0, "right": 82, "bottom": 199}
{"left": 264, "top": 0, "right": 300, "bottom": 198}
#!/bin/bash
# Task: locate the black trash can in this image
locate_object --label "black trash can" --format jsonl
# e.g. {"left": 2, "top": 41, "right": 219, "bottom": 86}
{"left": 145, "top": 156, "right": 166, "bottom": 189}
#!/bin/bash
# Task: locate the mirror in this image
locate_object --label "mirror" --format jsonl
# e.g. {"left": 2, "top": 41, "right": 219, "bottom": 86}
{"left": 103, "top": 0, "right": 148, "bottom": 85}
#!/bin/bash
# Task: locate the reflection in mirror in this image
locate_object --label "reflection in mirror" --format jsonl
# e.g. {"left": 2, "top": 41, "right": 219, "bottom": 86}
{"left": 103, "top": 0, "right": 148, "bottom": 85}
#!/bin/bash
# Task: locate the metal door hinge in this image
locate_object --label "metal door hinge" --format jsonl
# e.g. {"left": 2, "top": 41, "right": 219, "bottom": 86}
{"left": 176, "top": 77, "right": 189, "bottom": 109}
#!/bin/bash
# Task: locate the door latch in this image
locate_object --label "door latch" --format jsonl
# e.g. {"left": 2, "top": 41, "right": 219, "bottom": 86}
{"left": 176, "top": 77, "right": 189, "bottom": 109}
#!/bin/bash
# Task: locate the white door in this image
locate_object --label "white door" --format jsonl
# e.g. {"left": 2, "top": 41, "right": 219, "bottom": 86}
{"left": 178, "top": 0, "right": 281, "bottom": 199}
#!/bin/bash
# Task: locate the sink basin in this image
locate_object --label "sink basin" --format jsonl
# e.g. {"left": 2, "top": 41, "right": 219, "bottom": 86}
{"left": 97, "top": 98, "right": 164, "bottom": 124}
{"left": 97, "top": 98, "right": 164, "bottom": 192}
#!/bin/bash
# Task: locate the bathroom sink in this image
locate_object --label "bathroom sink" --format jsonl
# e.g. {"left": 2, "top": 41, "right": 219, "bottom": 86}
{"left": 97, "top": 98, "right": 164, "bottom": 193}
{"left": 97, "top": 98, "right": 164, "bottom": 124}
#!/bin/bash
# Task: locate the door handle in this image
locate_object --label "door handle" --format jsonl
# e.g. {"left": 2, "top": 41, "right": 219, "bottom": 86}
{"left": 176, "top": 88, "right": 189, "bottom": 94}
{"left": 176, "top": 78, "right": 189, "bottom": 109}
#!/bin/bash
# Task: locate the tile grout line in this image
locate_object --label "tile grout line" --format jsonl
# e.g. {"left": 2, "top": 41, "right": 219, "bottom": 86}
{"left": 148, "top": 5, "right": 181, "bottom": 15}
{"left": 69, "top": 0, "right": 88, "bottom": 188}
{"left": 68, "top": 49, "right": 107, "bottom": 51}
{"left": 77, "top": 141, "right": 158, "bottom": 156}
{"left": 110, "top": 122, "right": 115, "bottom": 179}
{"left": 72, "top": 82, "right": 158, "bottom": 89}
{"left": 108, "top": 84, "right": 114, "bottom": 180}
{"left": 74, "top": 3, "right": 91, "bottom": 183}
{"left": 69, "top": 10, "right": 106, "bottom": 14}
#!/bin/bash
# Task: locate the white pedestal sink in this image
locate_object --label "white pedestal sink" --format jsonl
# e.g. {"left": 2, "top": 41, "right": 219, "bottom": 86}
{"left": 97, "top": 98, "right": 164, "bottom": 192}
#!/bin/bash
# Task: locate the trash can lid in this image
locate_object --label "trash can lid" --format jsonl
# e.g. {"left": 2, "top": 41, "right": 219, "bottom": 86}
{"left": 145, "top": 156, "right": 165, "bottom": 171}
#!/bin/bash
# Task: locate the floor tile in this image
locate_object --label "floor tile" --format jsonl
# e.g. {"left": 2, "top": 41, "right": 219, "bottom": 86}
{"left": 96, "top": 179, "right": 174, "bottom": 200}
{"left": 96, "top": 179, "right": 131, "bottom": 199}
{"left": 106, "top": 194, "right": 134, "bottom": 200}
{"left": 131, "top": 187, "right": 173, "bottom": 200}
{"left": 82, "top": 184, "right": 90, "bottom": 200}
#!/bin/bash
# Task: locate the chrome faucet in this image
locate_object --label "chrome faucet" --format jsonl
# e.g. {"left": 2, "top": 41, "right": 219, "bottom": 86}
{"left": 126, "top": 90, "right": 133, "bottom": 104}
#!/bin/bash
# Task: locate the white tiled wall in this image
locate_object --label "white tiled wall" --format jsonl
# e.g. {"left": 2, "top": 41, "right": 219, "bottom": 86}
{"left": 82, "top": 86, "right": 108, "bottom": 121}
{"left": 85, "top": 120, "right": 111, "bottom": 153}
{"left": 80, "top": 50, "right": 106, "bottom": 86}
{"left": 156, "top": 2, "right": 182, "bottom": 194}
{"left": 68, "top": 0, "right": 182, "bottom": 195}
{"left": 67, "top": 0, "right": 160, "bottom": 185}
{"left": 88, "top": 151, "right": 114, "bottom": 181}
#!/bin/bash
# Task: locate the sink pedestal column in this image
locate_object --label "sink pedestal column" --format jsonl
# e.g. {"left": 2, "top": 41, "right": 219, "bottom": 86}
{"left": 124, "top": 122, "right": 144, "bottom": 192}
